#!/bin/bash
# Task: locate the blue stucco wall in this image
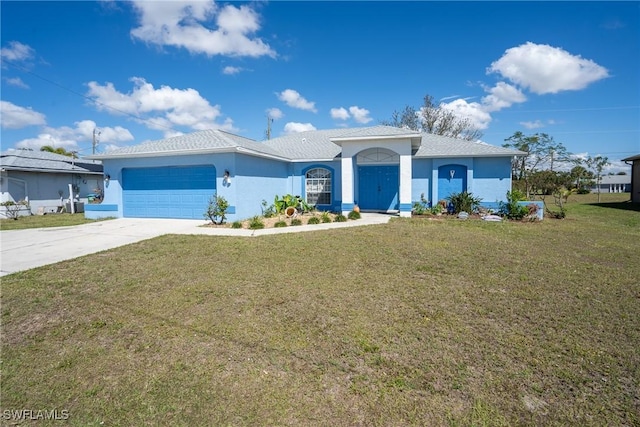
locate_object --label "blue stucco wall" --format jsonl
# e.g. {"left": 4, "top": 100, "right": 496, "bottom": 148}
{"left": 473, "top": 157, "right": 513, "bottom": 208}
{"left": 411, "top": 158, "right": 432, "bottom": 205}
{"left": 93, "top": 153, "right": 292, "bottom": 222}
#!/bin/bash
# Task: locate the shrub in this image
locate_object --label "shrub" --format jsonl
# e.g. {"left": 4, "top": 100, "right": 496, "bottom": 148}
{"left": 446, "top": 191, "right": 482, "bottom": 214}
{"left": 307, "top": 216, "right": 320, "bottom": 225}
{"left": 500, "top": 190, "right": 529, "bottom": 220}
{"left": 412, "top": 192, "right": 429, "bottom": 215}
{"left": 261, "top": 200, "right": 276, "bottom": 218}
{"left": 348, "top": 210, "right": 361, "bottom": 220}
{"left": 290, "top": 218, "right": 302, "bottom": 226}
{"left": 274, "top": 221, "right": 287, "bottom": 228}
{"left": 231, "top": 221, "right": 243, "bottom": 229}
{"left": 334, "top": 214, "right": 347, "bottom": 222}
{"left": 248, "top": 216, "right": 265, "bottom": 229}
{"left": 204, "top": 195, "right": 229, "bottom": 224}
{"left": 321, "top": 212, "right": 332, "bottom": 223}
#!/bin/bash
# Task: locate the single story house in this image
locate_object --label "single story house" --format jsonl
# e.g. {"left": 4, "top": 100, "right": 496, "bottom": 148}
{"left": 84, "top": 125, "right": 525, "bottom": 221}
{"left": 622, "top": 154, "right": 640, "bottom": 203}
{"left": 0, "top": 150, "right": 103, "bottom": 216}
{"left": 590, "top": 174, "right": 631, "bottom": 194}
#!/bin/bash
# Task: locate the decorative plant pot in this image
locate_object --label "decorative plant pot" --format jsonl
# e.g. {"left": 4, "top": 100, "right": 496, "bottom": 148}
{"left": 353, "top": 205, "right": 360, "bottom": 213}
{"left": 285, "top": 206, "right": 297, "bottom": 218}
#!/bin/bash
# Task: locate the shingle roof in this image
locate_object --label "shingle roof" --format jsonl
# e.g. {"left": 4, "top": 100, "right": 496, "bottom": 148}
{"left": 0, "top": 150, "right": 102, "bottom": 174}
{"left": 88, "top": 129, "right": 285, "bottom": 160}
{"left": 415, "top": 133, "right": 525, "bottom": 158}
{"left": 85, "top": 126, "right": 524, "bottom": 161}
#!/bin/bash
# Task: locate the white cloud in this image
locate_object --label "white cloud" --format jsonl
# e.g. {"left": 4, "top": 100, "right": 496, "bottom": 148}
{"left": 520, "top": 120, "right": 544, "bottom": 129}
{"left": 86, "top": 77, "right": 235, "bottom": 134}
{"left": 266, "top": 108, "right": 283, "bottom": 120}
{"left": 0, "top": 101, "right": 46, "bottom": 129}
{"left": 13, "top": 120, "right": 134, "bottom": 152}
{"left": 222, "top": 66, "right": 242, "bottom": 75}
{"left": 488, "top": 42, "right": 609, "bottom": 94}
{"left": 349, "top": 106, "right": 372, "bottom": 124}
{"left": 439, "top": 98, "right": 493, "bottom": 130}
{"left": 277, "top": 89, "right": 317, "bottom": 112}
{"left": 481, "top": 82, "right": 526, "bottom": 112}
{"left": 283, "top": 122, "right": 316, "bottom": 134}
{"left": 130, "top": 1, "right": 275, "bottom": 58}
{"left": 0, "top": 41, "right": 34, "bottom": 62}
{"left": 330, "top": 107, "right": 350, "bottom": 120}
{"left": 4, "top": 77, "right": 29, "bottom": 89}
{"left": 330, "top": 106, "right": 372, "bottom": 123}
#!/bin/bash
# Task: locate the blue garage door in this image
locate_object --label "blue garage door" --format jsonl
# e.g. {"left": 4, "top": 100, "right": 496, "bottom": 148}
{"left": 358, "top": 165, "right": 399, "bottom": 211}
{"left": 122, "top": 165, "right": 216, "bottom": 219}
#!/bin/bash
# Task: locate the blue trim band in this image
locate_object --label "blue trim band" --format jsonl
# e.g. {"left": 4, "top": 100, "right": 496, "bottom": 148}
{"left": 399, "top": 203, "right": 412, "bottom": 212}
{"left": 341, "top": 202, "right": 355, "bottom": 211}
{"left": 85, "top": 204, "right": 118, "bottom": 212}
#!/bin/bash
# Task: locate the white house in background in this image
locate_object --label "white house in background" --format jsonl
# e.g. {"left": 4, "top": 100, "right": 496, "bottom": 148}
{"left": 84, "top": 126, "right": 525, "bottom": 221}
{"left": 590, "top": 174, "right": 631, "bottom": 194}
{"left": 0, "top": 150, "right": 103, "bottom": 214}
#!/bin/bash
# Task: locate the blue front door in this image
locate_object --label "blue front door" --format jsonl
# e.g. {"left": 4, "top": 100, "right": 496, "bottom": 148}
{"left": 358, "top": 165, "right": 399, "bottom": 211}
{"left": 438, "top": 164, "right": 467, "bottom": 201}
{"left": 122, "top": 165, "right": 216, "bottom": 219}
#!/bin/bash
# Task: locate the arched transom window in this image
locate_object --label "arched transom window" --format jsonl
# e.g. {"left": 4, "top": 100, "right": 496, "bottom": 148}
{"left": 305, "top": 168, "right": 331, "bottom": 205}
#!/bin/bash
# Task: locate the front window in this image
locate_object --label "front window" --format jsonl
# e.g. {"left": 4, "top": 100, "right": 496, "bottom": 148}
{"left": 305, "top": 168, "right": 331, "bottom": 205}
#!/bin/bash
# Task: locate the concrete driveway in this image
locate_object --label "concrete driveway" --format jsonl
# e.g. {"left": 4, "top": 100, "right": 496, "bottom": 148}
{"left": 0, "top": 218, "right": 207, "bottom": 277}
{"left": 0, "top": 214, "right": 392, "bottom": 276}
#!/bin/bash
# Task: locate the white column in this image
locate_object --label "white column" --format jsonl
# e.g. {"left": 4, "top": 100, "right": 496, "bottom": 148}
{"left": 399, "top": 153, "right": 412, "bottom": 217}
{"left": 341, "top": 156, "right": 354, "bottom": 215}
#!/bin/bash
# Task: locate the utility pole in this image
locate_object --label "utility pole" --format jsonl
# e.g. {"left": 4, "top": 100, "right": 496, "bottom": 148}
{"left": 92, "top": 128, "right": 101, "bottom": 154}
{"left": 265, "top": 117, "right": 273, "bottom": 140}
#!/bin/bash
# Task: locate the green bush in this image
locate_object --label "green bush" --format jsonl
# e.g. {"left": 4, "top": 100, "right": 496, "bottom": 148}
{"left": 307, "top": 216, "right": 320, "bottom": 225}
{"left": 291, "top": 218, "right": 302, "bottom": 226}
{"left": 334, "top": 214, "right": 347, "bottom": 222}
{"left": 446, "top": 191, "right": 482, "bottom": 214}
{"left": 231, "top": 221, "right": 243, "bottom": 229}
{"left": 321, "top": 212, "right": 332, "bottom": 223}
{"left": 248, "top": 216, "right": 265, "bottom": 230}
{"left": 274, "top": 221, "right": 287, "bottom": 228}
{"left": 500, "top": 191, "right": 529, "bottom": 220}
{"left": 204, "top": 195, "right": 229, "bottom": 224}
{"left": 348, "top": 210, "right": 361, "bottom": 220}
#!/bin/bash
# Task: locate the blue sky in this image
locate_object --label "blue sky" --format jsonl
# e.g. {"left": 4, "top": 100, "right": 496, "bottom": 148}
{"left": 1, "top": 1, "right": 638, "bottom": 172}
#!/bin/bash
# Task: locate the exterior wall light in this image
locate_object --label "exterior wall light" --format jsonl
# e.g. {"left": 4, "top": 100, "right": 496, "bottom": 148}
{"left": 104, "top": 174, "right": 110, "bottom": 184}
{"left": 223, "top": 170, "right": 231, "bottom": 184}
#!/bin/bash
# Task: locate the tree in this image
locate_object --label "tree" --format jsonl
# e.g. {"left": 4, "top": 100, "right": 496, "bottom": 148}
{"left": 584, "top": 155, "right": 610, "bottom": 203}
{"left": 40, "top": 145, "right": 76, "bottom": 157}
{"left": 502, "top": 131, "right": 570, "bottom": 198}
{"left": 381, "top": 94, "right": 483, "bottom": 141}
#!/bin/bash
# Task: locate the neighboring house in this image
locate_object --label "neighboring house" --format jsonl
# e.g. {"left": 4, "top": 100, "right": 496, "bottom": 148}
{"left": 84, "top": 125, "right": 525, "bottom": 221}
{"left": 590, "top": 174, "right": 631, "bottom": 194}
{"left": 622, "top": 154, "right": 640, "bottom": 203}
{"left": 0, "top": 150, "right": 103, "bottom": 215}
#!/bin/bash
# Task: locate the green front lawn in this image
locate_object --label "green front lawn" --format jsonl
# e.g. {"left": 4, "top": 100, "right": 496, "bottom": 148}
{"left": 1, "top": 194, "right": 638, "bottom": 426}
{"left": 0, "top": 213, "right": 111, "bottom": 230}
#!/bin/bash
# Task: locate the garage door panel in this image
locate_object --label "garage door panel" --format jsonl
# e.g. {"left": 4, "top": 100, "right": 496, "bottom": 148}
{"left": 122, "top": 166, "right": 216, "bottom": 219}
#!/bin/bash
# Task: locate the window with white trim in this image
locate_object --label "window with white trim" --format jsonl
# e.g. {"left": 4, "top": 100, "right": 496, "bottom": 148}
{"left": 305, "top": 168, "right": 331, "bottom": 205}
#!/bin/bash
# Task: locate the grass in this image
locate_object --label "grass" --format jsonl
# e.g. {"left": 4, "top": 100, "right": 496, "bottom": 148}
{"left": 0, "top": 213, "right": 110, "bottom": 230}
{"left": 1, "top": 194, "right": 638, "bottom": 426}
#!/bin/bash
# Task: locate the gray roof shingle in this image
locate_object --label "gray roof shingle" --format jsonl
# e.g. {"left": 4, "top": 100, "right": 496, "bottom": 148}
{"left": 0, "top": 150, "right": 102, "bottom": 174}
{"left": 88, "top": 129, "right": 285, "bottom": 160}
{"left": 415, "top": 133, "right": 525, "bottom": 158}
{"left": 85, "top": 126, "right": 524, "bottom": 161}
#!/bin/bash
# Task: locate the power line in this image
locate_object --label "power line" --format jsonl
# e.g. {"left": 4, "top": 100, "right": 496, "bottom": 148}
{"left": 4, "top": 61, "right": 176, "bottom": 133}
